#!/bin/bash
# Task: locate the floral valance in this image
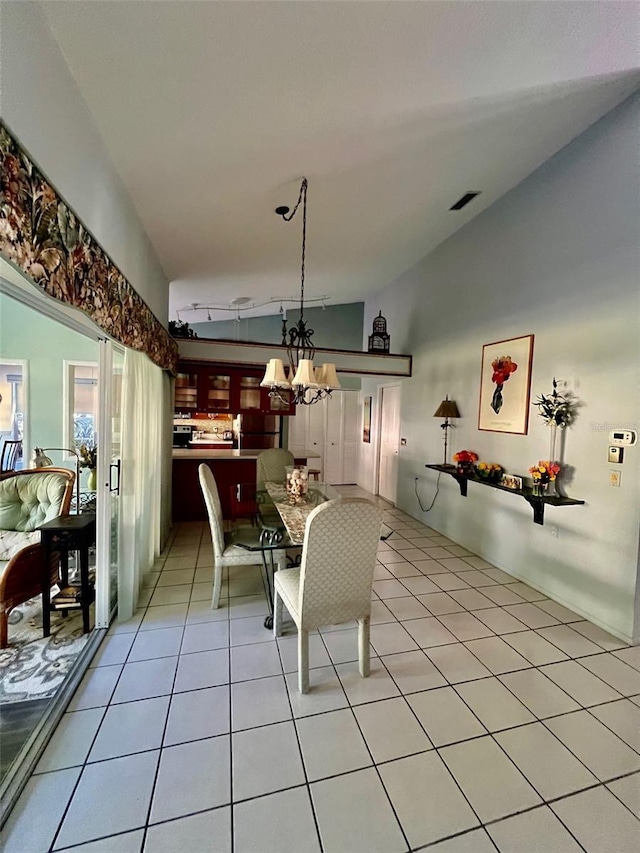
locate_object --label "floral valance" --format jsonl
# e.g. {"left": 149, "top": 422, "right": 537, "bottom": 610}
{"left": 0, "top": 122, "right": 178, "bottom": 373}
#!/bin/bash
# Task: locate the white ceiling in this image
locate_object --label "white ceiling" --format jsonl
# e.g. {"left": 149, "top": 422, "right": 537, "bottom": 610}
{"left": 41, "top": 1, "right": 640, "bottom": 321}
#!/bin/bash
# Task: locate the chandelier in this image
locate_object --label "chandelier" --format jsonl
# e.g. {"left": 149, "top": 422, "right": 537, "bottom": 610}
{"left": 260, "top": 178, "right": 341, "bottom": 405}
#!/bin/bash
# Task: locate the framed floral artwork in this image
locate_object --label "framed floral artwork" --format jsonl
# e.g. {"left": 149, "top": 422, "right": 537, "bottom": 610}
{"left": 478, "top": 334, "right": 534, "bottom": 434}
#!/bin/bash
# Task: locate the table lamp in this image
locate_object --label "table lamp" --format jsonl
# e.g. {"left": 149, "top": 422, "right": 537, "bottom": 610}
{"left": 433, "top": 396, "right": 461, "bottom": 465}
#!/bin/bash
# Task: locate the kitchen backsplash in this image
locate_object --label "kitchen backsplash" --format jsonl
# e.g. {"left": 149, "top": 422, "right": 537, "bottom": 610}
{"left": 173, "top": 414, "right": 235, "bottom": 439}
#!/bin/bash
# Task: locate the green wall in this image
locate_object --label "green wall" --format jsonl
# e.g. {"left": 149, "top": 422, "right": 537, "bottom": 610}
{"left": 0, "top": 294, "right": 98, "bottom": 470}
{"left": 191, "top": 301, "right": 364, "bottom": 350}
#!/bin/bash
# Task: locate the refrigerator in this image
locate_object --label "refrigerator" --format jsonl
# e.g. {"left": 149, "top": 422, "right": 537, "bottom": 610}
{"left": 239, "top": 414, "right": 282, "bottom": 450}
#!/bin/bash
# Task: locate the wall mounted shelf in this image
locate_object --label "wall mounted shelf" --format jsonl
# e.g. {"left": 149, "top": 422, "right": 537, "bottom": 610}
{"left": 425, "top": 464, "right": 585, "bottom": 525}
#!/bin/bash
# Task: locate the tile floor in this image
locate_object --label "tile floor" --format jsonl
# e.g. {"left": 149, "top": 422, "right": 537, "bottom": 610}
{"left": 2, "top": 488, "right": 640, "bottom": 852}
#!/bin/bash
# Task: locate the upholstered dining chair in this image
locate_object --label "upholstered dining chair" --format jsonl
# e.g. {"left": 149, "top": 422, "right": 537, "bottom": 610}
{"left": 0, "top": 467, "right": 75, "bottom": 647}
{"left": 273, "top": 497, "right": 383, "bottom": 693}
{"left": 256, "top": 448, "right": 294, "bottom": 489}
{"left": 198, "top": 464, "right": 286, "bottom": 609}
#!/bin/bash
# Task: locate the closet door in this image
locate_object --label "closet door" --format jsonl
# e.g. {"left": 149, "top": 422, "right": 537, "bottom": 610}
{"left": 341, "top": 391, "right": 360, "bottom": 484}
{"left": 323, "top": 395, "right": 342, "bottom": 484}
{"left": 307, "top": 396, "right": 325, "bottom": 478}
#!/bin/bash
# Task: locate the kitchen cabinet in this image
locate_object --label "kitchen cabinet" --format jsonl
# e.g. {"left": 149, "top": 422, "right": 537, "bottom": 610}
{"left": 175, "top": 362, "right": 295, "bottom": 416}
{"left": 174, "top": 368, "right": 199, "bottom": 413}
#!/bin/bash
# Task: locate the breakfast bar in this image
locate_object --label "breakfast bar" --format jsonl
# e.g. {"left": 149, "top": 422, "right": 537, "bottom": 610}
{"left": 172, "top": 448, "right": 322, "bottom": 521}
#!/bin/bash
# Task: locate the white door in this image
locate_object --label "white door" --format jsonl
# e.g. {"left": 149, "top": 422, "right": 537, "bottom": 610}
{"left": 323, "top": 395, "right": 341, "bottom": 484}
{"left": 341, "top": 391, "right": 360, "bottom": 484}
{"left": 307, "top": 397, "right": 325, "bottom": 477}
{"left": 287, "top": 401, "right": 308, "bottom": 457}
{"left": 324, "top": 390, "right": 360, "bottom": 485}
{"left": 378, "top": 384, "right": 401, "bottom": 503}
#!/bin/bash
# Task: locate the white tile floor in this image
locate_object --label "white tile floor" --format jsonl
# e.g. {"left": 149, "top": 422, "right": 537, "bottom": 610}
{"left": 3, "top": 489, "right": 640, "bottom": 852}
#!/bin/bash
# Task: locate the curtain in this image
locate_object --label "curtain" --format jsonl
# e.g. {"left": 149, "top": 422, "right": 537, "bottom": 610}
{"left": 117, "top": 348, "right": 164, "bottom": 620}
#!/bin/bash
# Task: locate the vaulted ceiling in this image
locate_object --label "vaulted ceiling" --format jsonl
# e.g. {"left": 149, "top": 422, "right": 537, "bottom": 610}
{"left": 41, "top": 1, "right": 640, "bottom": 321}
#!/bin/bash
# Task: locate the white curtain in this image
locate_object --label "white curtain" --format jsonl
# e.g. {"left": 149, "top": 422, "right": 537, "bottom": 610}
{"left": 117, "top": 348, "right": 164, "bottom": 620}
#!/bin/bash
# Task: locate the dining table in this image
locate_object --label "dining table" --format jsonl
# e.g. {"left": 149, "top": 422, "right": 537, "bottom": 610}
{"left": 227, "top": 480, "right": 340, "bottom": 628}
{"left": 228, "top": 481, "right": 392, "bottom": 629}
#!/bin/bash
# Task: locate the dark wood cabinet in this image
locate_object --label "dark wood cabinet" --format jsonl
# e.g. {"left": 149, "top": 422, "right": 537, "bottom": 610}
{"left": 175, "top": 361, "right": 295, "bottom": 416}
{"left": 172, "top": 458, "right": 257, "bottom": 521}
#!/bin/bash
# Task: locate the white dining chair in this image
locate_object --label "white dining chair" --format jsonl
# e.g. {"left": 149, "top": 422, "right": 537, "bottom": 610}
{"left": 198, "top": 464, "right": 286, "bottom": 608}
{"left": 273, "top": 497, "right": 383, "bottom": 693}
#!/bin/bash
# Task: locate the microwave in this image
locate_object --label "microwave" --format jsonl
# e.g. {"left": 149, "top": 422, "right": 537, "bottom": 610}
{"left": 173, "top": 424, "right": 193, "bottom": 447}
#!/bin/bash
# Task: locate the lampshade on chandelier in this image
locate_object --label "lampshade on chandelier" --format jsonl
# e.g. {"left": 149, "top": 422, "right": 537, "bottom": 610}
{"left": 260, "top": 178, "right": 341, "bottom": 405}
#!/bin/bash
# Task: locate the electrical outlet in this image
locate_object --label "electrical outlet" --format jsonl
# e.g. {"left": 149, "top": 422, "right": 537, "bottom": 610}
{"left": 550, "top": 525, "right": 559, "bottom": 539}
{"left": 610, "top": 471, "right": 621, "bottom": 487}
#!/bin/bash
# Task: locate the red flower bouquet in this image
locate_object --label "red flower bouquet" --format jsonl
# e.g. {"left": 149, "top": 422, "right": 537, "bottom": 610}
{"left": 453, "top": 450, "right": 478, "bottom": 475}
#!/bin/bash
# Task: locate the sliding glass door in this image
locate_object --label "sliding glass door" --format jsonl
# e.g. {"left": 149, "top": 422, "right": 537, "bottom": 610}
{"left": 95, "top": 341, "right": 124, "bottom": 626}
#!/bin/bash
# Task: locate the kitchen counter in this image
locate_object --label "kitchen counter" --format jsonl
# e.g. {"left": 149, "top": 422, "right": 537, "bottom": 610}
{"left": 172, "top": 449, "right": 321, "bottom": 521}
{"left": 173, "top": 448, "right": 321, "bottom": 460}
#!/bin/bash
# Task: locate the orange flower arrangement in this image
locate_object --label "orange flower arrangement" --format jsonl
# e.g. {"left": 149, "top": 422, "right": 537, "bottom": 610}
{"left": 528, "top": 460, "right": 560, "bottom": 483}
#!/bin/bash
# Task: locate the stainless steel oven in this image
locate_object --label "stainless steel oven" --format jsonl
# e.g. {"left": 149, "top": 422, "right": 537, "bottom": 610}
{"left": 173, "top": 424, "right": 193, "bottom": 447}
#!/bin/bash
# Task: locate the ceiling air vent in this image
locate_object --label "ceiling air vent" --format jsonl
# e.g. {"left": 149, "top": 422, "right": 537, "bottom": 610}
{"left": 450, "top": 192, "right": 481, "bottom": 211}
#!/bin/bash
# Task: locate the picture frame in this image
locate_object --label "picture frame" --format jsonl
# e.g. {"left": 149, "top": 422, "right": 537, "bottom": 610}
{"left": 500, "top": 474, "right": 523, "bottom": 491}
{"left": 362, "top": 396, "right": 372, "bottom": 443}
{"left": 478, "top": 334, "right": 534, "bottom": 434}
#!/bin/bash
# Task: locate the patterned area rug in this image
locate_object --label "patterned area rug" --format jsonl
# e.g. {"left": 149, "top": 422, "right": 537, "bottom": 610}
{"left": 0, "top": 597, "right": 91, "bottom": 705}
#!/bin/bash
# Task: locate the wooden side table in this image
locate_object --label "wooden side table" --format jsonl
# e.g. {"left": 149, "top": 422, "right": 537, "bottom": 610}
{"left": 38, "top": 513, "right": 96, "bottom": 636}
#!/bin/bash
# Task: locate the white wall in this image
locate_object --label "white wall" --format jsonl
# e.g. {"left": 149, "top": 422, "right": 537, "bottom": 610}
{"left": 359, "top": 93, "right": 640, "bottom": 643}
{"left": 0, "top": 1, "right": 169, "bottom": 322}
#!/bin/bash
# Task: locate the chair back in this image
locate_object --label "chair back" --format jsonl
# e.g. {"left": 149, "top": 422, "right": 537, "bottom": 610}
{"left": 0, "top": 468, "right": 75, "bottom": 532}
{"left": 256, "top": 448, "right": 294, "bottom": 488}
{"left": 198, "top": 464, "right": 225, "bottom": 558}
{"left": 298, "top": 498, "right": 382, "bottom": 628}
{"left": 0, "top": 440, "right": 22, "bottom": 474}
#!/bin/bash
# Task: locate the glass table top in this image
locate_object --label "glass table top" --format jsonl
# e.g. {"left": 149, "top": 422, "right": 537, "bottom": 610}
{"left": 228, "top": 481, "right": 340, "bottom": 550}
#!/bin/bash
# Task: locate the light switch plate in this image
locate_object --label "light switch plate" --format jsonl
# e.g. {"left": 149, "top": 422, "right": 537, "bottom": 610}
{"left": 608, "top": 446, "right": 624, "bottom": 464}
{"left": 610, "top": 471, "right": 621, "bottom": 487}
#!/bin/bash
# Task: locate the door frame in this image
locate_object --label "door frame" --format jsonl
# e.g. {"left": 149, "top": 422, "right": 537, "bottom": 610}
{"left": 374, "top": 382, "right": 402, "bottom": 503}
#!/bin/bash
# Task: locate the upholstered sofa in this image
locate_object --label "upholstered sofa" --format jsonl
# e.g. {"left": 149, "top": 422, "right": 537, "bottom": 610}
{"left": 0, "top": 468, "right": 75, "bottom": 647}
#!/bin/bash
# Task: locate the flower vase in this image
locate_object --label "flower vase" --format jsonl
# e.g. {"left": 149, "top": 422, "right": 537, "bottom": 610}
{"left": 532, "top": 481, "right": 548, "bottom": 498}
{"left": 456, "top": 463, "right": 473, "bottom": 477}
{"left": 87, "top": 467, "right": 97, "bottom": 491}
{"left": 547, "top": 423, "right": 558, "bottom": 496}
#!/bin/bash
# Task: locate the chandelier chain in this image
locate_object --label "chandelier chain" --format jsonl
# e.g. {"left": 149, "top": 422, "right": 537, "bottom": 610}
{"left": 279, "top": 178, "right": 308, "bottom": 319}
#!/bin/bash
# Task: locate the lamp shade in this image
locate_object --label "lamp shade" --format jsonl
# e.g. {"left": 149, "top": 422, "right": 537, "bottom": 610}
{"left": 315, "top": 363, "right": 341, "bottom": 390}
{"left": 32, "top": 448, "right": 53, "bottom": 468}
{"left": 433, "top": 398, "right": 460, "bottom": 419}
{"left": 291, "top": 359, "right": 318, "bottom": 388}
{"left": 260, "top": 358, "right": 290, "bottom": 388}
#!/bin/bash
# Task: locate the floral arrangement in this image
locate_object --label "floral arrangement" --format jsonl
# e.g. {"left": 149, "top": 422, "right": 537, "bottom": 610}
{"left": 78, "top": 443, "right": 98, "bottom": 470}
{"left": 453, "top": 450, "right": 479, "bottom": 464}
{"left": 528, "top": 460, "right": 560, "bottom": 483}
{"left": 490, "top": 355, "right": 518, "bottom": 415}
{"left": 475, "top": 462, "right": 503, "bottom": 482}
{"left": 532, "top": 378, "right": 576, "bottom": 428}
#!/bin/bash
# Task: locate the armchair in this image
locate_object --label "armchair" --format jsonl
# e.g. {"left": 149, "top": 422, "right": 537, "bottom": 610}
{"left": 0, "top": 468, "right": 75, "bottom": 647}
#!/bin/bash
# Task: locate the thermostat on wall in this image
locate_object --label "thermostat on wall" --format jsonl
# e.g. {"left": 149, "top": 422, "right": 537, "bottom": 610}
{"left": 609, "top": 430, "right": 637, "bottom": 447}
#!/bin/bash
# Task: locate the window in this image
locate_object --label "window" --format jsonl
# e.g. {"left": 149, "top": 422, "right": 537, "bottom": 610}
{"left": 65, "top": 362, "right": 98, "bottom": 451}
{"left": 0, "top": 361, "right": 25, "bottom": 467}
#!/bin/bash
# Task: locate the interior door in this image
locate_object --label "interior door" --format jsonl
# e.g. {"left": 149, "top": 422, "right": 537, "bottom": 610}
{"left": 95, "top": 341, "right": 124, "bottom": 626}
{"left": 341, "top": 391, "right": 360, "bottom": 484}
{"left": 378, "top": 384, "right": 401, "bottom": 503}
{"left": 323, "top": 395, "right": 342, "bottom": 484}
